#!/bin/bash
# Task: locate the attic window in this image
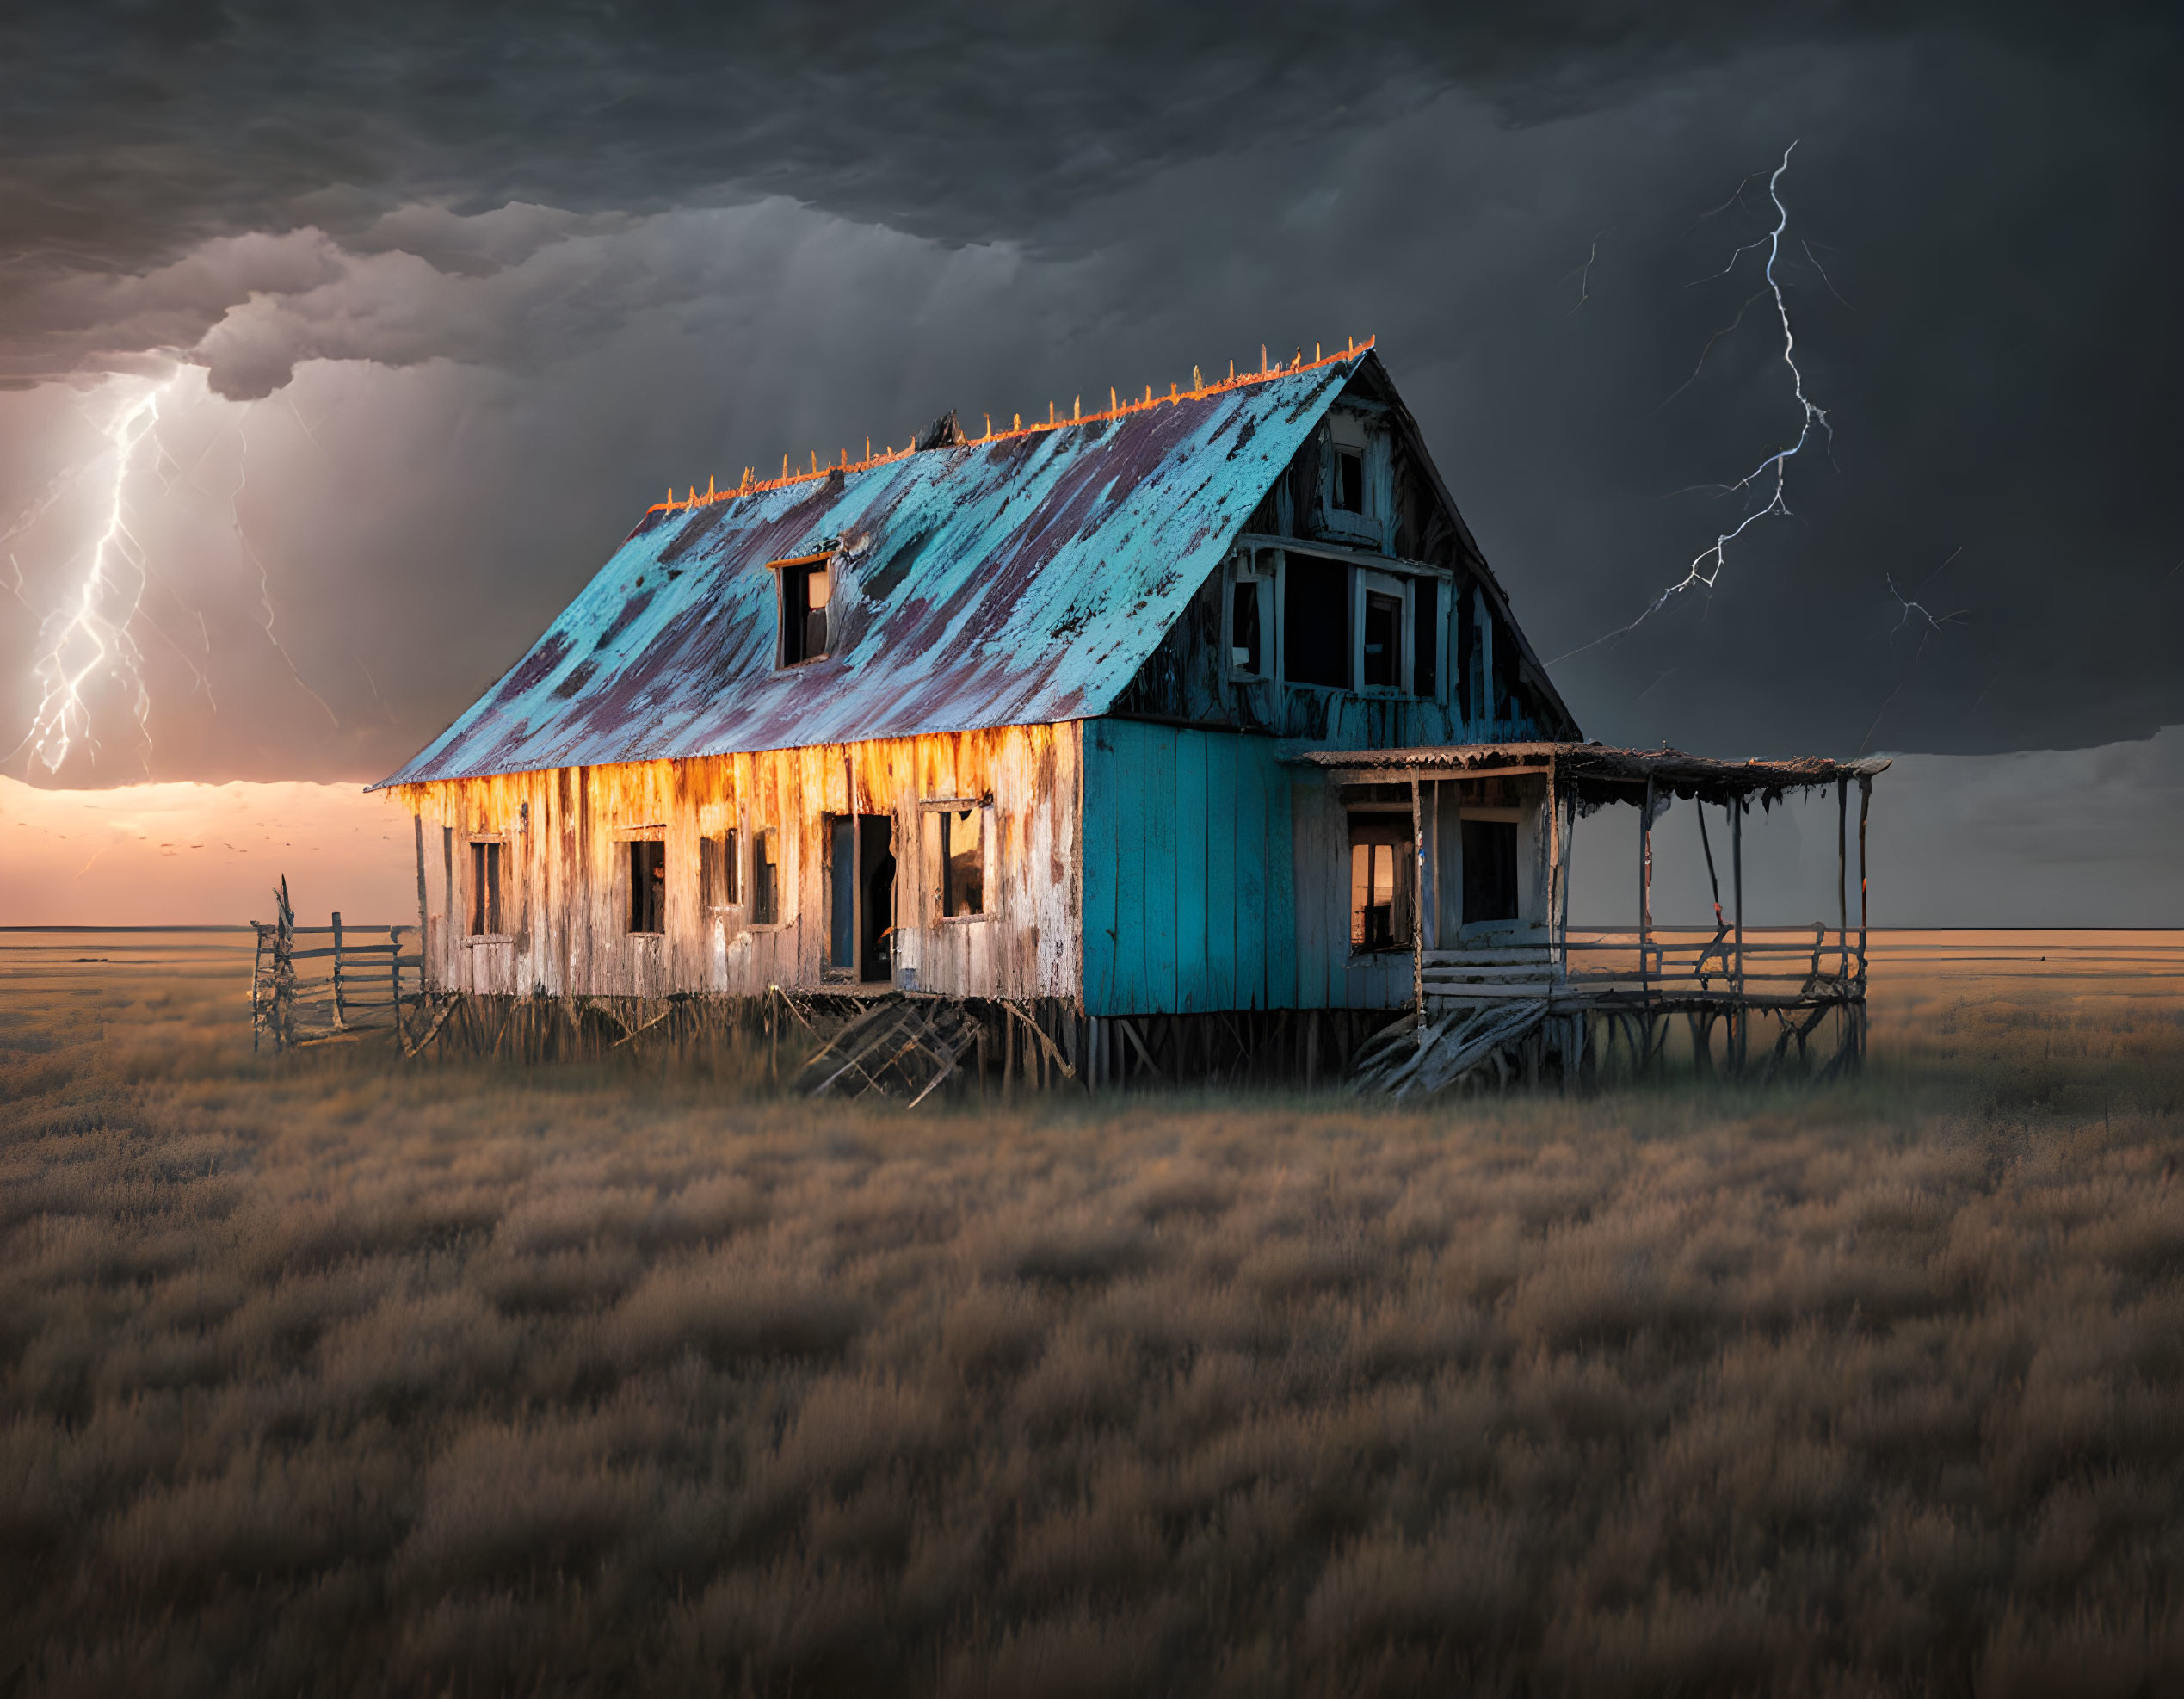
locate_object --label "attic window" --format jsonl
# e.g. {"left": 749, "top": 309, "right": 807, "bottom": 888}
{"left": 774, "top": 550, "right": 834, "bottom": 666}
{"left": 1333, "top": 449, "right": 1365, "bottom": 514}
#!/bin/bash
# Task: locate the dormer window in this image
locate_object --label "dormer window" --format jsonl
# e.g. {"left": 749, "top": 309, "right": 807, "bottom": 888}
{"left": 774, "top": 548, "right": 835, "bottom": 666}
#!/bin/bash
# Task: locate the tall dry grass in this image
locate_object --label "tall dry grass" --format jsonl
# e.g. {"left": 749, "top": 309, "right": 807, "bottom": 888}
{"left": 1, "top": 961, "right": 2181, "bottom": 1696}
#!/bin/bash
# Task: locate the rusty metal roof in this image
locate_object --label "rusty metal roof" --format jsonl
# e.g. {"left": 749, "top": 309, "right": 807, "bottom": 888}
{"left": 379, "top": 355, "right": 1370, "bottom": 787}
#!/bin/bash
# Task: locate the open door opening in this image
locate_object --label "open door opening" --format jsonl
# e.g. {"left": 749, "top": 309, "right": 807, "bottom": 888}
{"left": 828, "top": 812, "right": 897, "bottom": 983}
{"left": 861, "top": 815, "right": 895, "bottom": 983}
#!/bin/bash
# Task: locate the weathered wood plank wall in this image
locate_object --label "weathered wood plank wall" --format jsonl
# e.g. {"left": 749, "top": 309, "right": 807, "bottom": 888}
{"left": 392, "top": 723, "right": 1082, "bottom": 1002}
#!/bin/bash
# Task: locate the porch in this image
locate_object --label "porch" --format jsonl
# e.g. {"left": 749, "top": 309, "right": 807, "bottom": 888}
{"left": 1290, "top": 742, "right": 1891, "bottom": 1091}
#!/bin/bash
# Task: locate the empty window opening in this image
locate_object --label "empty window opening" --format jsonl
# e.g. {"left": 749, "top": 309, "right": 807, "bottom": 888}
{"left": 778, "top": 555, "right": 832, "bottom": 664}
{"left": 1412, "top": 577, "right": 1439, "bottom": 701}
{"left": 1284, "top": 557, "right": 1349, "bottom": 689}
{"left": 1230, "top": 573, "right": 1265, "bottom": 675}
{"left": 626, "top": 839, "right": 666, "bottom": 934}
{"left": 750, "top": 827, "right": 780, "bottom": 924}
{"left": 1334, "top": 448, "right": 1366, "bottom": 514}
{"left": 1461, "top": 819, "right": 1520, "bottom": 925}
{"left": 1361, "top": 588, "right": 1404, "bottom": 689}
{"left": 700, "top": 830, "right": 739, "bottom": 910}
{"left": 1456, "top": 584, "right": 1477, "bottom": 716}
{"left": 468, "top": 840, "right": 503, "bottom": 936}
{"left": 941, "top": 808, "right": 984, "bottom": 917}
{"left": 1348, "top": 812, "right": 1416, "bottom": 953}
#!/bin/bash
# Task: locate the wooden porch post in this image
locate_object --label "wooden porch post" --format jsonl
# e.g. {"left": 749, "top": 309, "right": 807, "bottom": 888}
{"left": 1639, "top": 775, "right": 1655, "bottom": 1068}
{"left": 1857, "top": 775, "right": 1871, "bottom": 985}
{"left": 1410, "top": 773, "right": 1426, "bottom": 1026}
{"left": 1731, "top": 795, "right": 1745, "bottom": 1072}
{"left": 1545, "top": 755, "right": 1561, "bottom": 974}
{"left": 1836, "top": 779, "right": 1848, "bottom": 983}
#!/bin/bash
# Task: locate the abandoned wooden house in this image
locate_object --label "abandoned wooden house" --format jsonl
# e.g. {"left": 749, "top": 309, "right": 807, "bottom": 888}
{"left": 376, "top": 339, "right": 1884, "bottom": 1090}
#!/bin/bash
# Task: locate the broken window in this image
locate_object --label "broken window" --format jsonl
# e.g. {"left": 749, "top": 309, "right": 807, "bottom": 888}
{"left": 626, "top": 839, "right": 666, "bottom": 934}
{"left": 1333, "top": 448, "right": 1365, "bottom": 514}
{"left": 1461, "top": 818, "right": 1520, "bottom": 925}
{"left": 1283, "top": 557, "right": 1348, "bottom": 689}
{"left": 776, "top": 553, "right": 832, "bottom": 665}
{"left": 1413, "top": 577, "right": 1439, "bottom": 701}
{"left": 467, "top": 839, "right": 503, "bottom": 936}
{"left": 700, "top": 830, "right": 739, "bottom": 910}
{"left": 1229, "top": 566, "right": 1267, "bottom": 677}
{"left": 941, "top": 807, "right": 984, "bottom": 917}
{"left": 1358, "top": 570, "right": 1409, "bottom": 692}
{"left": 1348, "top": 812, "right": 1416, "bottom": 953}
{"left": 1361, "top": 588, "right": 1403, "bottom": 689}
{"left": 750, "top": 827, "right": 780, "bottom": 924}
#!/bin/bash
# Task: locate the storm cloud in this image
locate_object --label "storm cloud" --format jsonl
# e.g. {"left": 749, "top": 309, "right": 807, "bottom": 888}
{"left": 0, "top": 1, "right": 2176, "bottom": 792}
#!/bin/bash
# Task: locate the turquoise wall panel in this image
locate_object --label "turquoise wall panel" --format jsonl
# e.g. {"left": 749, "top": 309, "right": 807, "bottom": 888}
{"left": 1083, "top": 718, "right": 1299, "bottom": 1017}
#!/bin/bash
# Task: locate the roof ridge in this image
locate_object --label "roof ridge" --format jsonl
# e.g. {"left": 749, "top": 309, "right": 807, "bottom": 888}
{"left": 646, "top": 337, "right": 1374, "bottom": 516}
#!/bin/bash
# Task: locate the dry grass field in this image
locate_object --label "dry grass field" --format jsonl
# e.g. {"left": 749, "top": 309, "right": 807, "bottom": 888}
{"left": 3, "top": 937, "right": 2181, "bottom": 1697}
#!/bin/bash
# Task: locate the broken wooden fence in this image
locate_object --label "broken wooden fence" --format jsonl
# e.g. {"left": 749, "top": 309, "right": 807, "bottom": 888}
{"left": 250, "top": 879, "right": 422, "bottom": 1051}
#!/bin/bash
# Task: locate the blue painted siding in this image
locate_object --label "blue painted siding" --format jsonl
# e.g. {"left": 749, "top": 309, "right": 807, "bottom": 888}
{"left": 1083, "top": 719, "right": 1298, "bottom": 1018}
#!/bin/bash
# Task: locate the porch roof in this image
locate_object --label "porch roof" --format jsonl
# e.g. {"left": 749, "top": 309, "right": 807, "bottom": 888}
{"left": 1286, "top": 741, "right": 1891, "bottom": 807}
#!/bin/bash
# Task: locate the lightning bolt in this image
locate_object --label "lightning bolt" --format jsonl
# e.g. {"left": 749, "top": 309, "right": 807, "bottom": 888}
{"left": 1859, "top": 547, "right": 1971, "bottom": 752}
{"left": 7, "top": 368, "right": 341, "bottom": 777}
{"left": 1552, "top": 141, "right": 1834, "bottom": 667}
{"left": 13, "top": 374, "right": 178, "bottom": 775}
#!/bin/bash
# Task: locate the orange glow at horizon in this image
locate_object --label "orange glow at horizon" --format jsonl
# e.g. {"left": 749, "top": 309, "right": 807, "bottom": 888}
{"left": 0, "top": 775, "right": 413, "bottom": 926}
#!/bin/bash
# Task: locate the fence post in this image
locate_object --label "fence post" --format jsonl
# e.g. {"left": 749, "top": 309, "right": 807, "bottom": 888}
{"left": 331, "top": 910, "right": 346, "bottom": 1029}
{"left": 274, "top": 878, "right": 296, "bottom": 1051}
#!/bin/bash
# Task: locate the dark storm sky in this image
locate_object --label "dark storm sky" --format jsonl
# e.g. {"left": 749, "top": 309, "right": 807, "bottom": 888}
{"left": 1, "top": 1, "right": 2178, "bottom": 787}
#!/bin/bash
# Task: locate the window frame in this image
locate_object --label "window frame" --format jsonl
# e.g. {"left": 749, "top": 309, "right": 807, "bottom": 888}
{"left": 1346, "top": 807, "right": 1416, "bottom": 956}
{"left": 920, "top": 795, "right": 992, "bottom": 924}
{"left": 746, "top": 823, "right": 785, "bottom": 929}
{"left": 464, "top": 832, "right": 511, "bottom": 942}
{"left": 772, "top": 548, "right": 837, "bottom": 669}
{"left": 699, "top": 827, "right": 741, "bottom": 913}
{"left": 1225, "top": 552, "right": 1274, "bottom": 682}
{"left": 1459, "top": 807, "right": 1524, "bottom": 931}
{"left": 1354, "top": 568, "right": 1413, "bottom": 695}
{"left": 618, "top": 825, "right": 668, "bottom": 937}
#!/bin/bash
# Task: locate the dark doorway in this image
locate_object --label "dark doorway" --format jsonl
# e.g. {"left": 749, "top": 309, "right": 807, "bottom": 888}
{"left": 861, "top": 815, "right": 895, "bottom": 982}
{"left": 1461, "top": 819, "right": 1519, "bottom": 925}
{"left": 828, "top": 812, "right": 896, "bottom": 981}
